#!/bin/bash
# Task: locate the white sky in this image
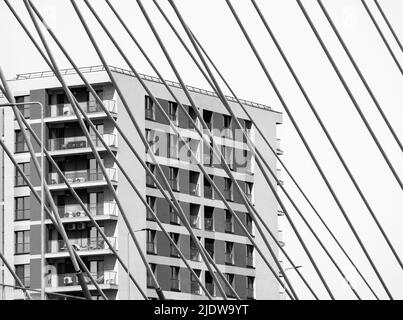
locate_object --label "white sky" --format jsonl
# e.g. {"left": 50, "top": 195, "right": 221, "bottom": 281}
{"left": 1, "top": 0, "right": 402, "bottom": 300}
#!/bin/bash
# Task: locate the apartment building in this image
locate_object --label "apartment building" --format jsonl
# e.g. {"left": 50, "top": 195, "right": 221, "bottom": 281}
{"left": 0, "top": 65, "right": 283, "bottom": 300}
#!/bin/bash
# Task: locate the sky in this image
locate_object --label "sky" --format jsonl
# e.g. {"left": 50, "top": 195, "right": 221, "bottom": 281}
{"left": 1, "top": 0, "right": 403, "bottom": 300}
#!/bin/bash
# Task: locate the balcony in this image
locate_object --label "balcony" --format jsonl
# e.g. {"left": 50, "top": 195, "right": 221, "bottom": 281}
{"left": 47, "top": 134, "right": 116, "bottom": 152}
{"left": 46, "top": 100, "right": 116, "bottom": 119}
{"left": 46, "top": 270, "right": 117, "bottom": 289}
{"left": 49, "top": 237, "right": 116, "bottom": 253}
{"left": 58, "top": 202, "right": 118, "bottom": 219}
{"left": 189, "top": 183, "right": 200, "bottom": 196}
{"left": 191, "top": 282, "right": 202, "bottom": 295}
{"left": 49, "top": 168, "right": 117, "bottom": 186}
{"left": 204, "top": 218, "right": 214, "bottom": 231}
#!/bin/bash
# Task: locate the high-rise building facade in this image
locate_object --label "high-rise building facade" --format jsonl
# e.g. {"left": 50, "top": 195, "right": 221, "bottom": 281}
{"left": 0, "top": 66, "right": 283, "bottom": 300}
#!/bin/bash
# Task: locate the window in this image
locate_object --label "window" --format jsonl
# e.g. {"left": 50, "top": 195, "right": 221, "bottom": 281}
{"left": 145, "top": 129, "right": 158, "bottom": 155}
{"left": 205, "top": 271, "right": 215, "bottom": 296}
{"left": 146, "top": 163, "right": 155, "bottom": 187}
{"left": 147, "top": 263, "right": 156, "bottom": 288}
{"left": 190, "top": 237, "right": 200, "bottom": 262}
{"left": 15, "top": 96, "right": 30, "bottom": 119}
{"left": 146, "top": 196, "right": 156, "bottom": 221}
{"left": 224, "top": 178, "right": 233, "bottom": 201}
{"left": 146, "top": 230, "right": 156, "bottom": 254}
{"left": 15, "top": 264, "right": 30, "bottom": 287}
{"left": 168, "top": 134, "right": 178, "bottom": 159}
{"left": 190, "top": 269, "right": 201, "bottom": 295}
{"left": 225, "top": 242, "right": 234, "bottom": 265}
{"left": 247, "top": 276, "right": 255, "bottom": 299}
{"left": 145, "top": 96, "right": 155, "bottom": 120}
{"left": 246, "top": 245, "right": 254, "bottom": 268}
{"left": 190, "top": 204, "right": 200, "bottom": 229}
{"left": 170, "top": 233, "right": 180, "bottom": 258}
{"left": 204, "top": 207, "right": 214, "bottom": 231}
{"left": 204, "top": 175, "right": 214, "bottom": 199}
{"left": 245, "top": 182, "right": 253, "bottom": 202}
{"left": 244, "top": 120, "right": 252, "bottom": 140}
{"left": 223, "top": 114, "right": 232, "bottom": 138}
{"left": 15, "top": 197, "right": 30, "bottom": 221}
{"left": 225, "top": 273, "right": 235, "bottom": 298}
{"left": 15, "top": 130, "right": 28, "bottom": 153}
{"left": 170, "top": 205, "right": 180, "bottom": 225}
{"left": 170, "top": 266, "right": 180, "bottom": 291}
{"left": 246, "top": 213, "right": 254, "bottom": 235}
{"left": 15, "top": 163, "right": 30, "bottom": 187}
{"left": 169, "top": 167, "right": 179, "bottom": 191}
{"left": 168, "top": 101, "right": 178, "bottom": 125}
{"left": 15, "top": 230, "right": 30, "bottom": 254}
{"left": 225, "top": 210, "right": 233, "bottom": 233}
{"left": 205, "top": 238, "right": 214, "bottom": 259}
{"left": 88, "top": 192, "right": 104, "bottom": 216}
{"left": 221, "top": 145, "right": 233, "bottom": 169}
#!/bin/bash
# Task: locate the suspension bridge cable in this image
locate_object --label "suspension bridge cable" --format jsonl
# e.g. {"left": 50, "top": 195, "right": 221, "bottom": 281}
{"left": 373, "top": 0, "right": 403, "bottom": 54}
{"left": 25, "top": 0, "right": 165, "bottom": 300}
{"left": 361, "top": 0, "right": 403, "bottom": 77}
{"left": 172, "top": 0, "right": 337, "bottom": 299}
{"left": 296, "top": 0, "right": 395, "bottom": 299}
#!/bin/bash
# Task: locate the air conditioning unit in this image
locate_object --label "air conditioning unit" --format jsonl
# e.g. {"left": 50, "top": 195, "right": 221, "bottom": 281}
{"left": 64, "top": 211, "right": 72, "bottom": 218}
{"left": 63, "top": 276, "right": 73, "bottom": 285}
{"left": 66, "top": 224, "right": 76, "bottom": 231}
{"left": 76, "top": 222, "right": 86, "bottom": 230}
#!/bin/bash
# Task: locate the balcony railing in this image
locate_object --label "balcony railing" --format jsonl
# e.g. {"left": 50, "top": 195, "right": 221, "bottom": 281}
{"left": 225, "top": 253, "right": 234, "bottom": 265}
{"left": 47, "top": 134, "right": 116, "bottom": 152}
{"left": 204, "top": 185, "right": 213, "bottom": 199}
{"left": 189, "top": 183, "right": 199, "bottom": 196}
{"left": 50, "top": 237, "right": 116, "bottom": 253}
{"left": 170, "top": 278, "right": 180, "bottom": 291}
{"left": 58, "top": 202, "right": 118, "bottom": 218}
{"left": 46, "top": 100, "right": 116, "bottom": 118}
{"left": 191, "top": 282, "right": 202, "bottom": 295}
{"left": 204, "top": 218, "right": 214, "bottom": 231}
{"left": 49, "top": 168, "right": 117, "bottom": 185}
{"left": 47, "top": 270, "right": 117, "bottom": 288}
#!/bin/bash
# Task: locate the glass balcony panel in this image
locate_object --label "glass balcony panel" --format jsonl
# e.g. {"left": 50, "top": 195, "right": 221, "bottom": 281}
{"left": 189, "top": 183, "right": 199, "bottom": 196}
{"left": 47, "top": 134, "right": 116, "bottom": 151}
{"left": 46, "top": 100, "right": 116, "bottom": 118}
{"left": 52, "top": 237, "right": 116, "bottom": 253}
{"left": 191, "top": 282, "right": 201, "bottom": 295}
{"left": 204, "top": 218, "right": 214, "bottom": 231}
{"left": 49, "top": 168, "right": 117, "bottom": 185}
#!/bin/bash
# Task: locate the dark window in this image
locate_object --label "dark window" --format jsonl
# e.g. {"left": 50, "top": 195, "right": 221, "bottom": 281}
{"left": 169, "top": 167, "right": 179, "bottom": 191}
{"left": 225, "top": 273, "right": 235, "bottom": 298}
{"left": 15, "top": 130, "right": 28, "bottom": 153}
{"left": 170, "top": 266, "right": 180, "bottom": 291}
{"left": 15, "top": 96, "right": 30, "bottom": 119}
{"left": 15, "top": 163, "right": 30, "bottom": 186}
{"left": 145, "top": 96, "right": 155, "bottom": 120}
{"left": 168, "top": 102, "right": 178, "bottom": 124}
{"left": 190, "top": 269, "right": 201, "bottom": 295}
{"left": 15, "top": 264, "right": 30, "bottom": 287}
{"left": 147, "top": 263, "right": 156, "bottom": 288}
{"left": 15, "top": 230, "right": 30, "bottom": 254}
{"left": 225, "top": 210, "right": 233, "bottom": 233}
{"left": 146, "top": 196, "right": 156, "bottom": 221}
{"left": 247, "top": 276, "right": 255, "bottom": 299}
{"left": 225, "top": 242, "right": 234, "bottom": 265}
{"left": 170, "top": 233, "right": 180, "bottom": 258}
{"left": 146, "top": 230, "right": 156, "bottom": 254}
{"left": 15, "top": 197, "right": 30, "bottom": 221}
